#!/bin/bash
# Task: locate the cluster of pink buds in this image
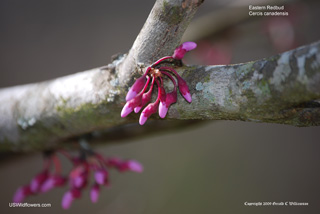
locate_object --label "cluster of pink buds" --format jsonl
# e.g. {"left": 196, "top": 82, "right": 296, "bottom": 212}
{"left": 121, "top": 41, "right": 197, "bottom": 125}
{"left": 13, "top": 148, "right": 143, "bottom": 209}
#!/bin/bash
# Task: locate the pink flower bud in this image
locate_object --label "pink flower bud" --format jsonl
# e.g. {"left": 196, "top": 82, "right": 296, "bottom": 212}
{"left": 134, "top": 77, "right": 155, "bottom": 113}
{"left": 90, "top": 183, "right": 100, "bottom": 203}
{"left": 94, "top": 169, "right": 109, "bottom": 185}
{"left": 159, "top": 90, "right": 177, "bottom": 118}
{"left": 139, "top": 102, "right": 159, "bottom": 125}
{"left": 61, "top": 188, "right": 82, "bottom": 209}
{"left": 72, "top": 173, "right": 88, "bottom": 189}
{"left": 134, "top": 106, "right": 142, "bottom": 113}
{"left": 13, "top": 185, "right": 32, "bottom": 203}
{"left": 40, "top": 175, "right": 66, "bottom": 193}
{"left": 70, "top": 165, "right": 89, "bottom": 189}
{"left": 177, "top": 77, "right": 192, "bottom": 102}
{"left": 126, "top": 76, "right": 147, "bottom": 101}
{"left": 127, "top": 160, "right": 144, "bottom": 173}
{"left": 134, "top": 89, "right": 152, "bottom": 113}
{"left": 121, "top": 94, "right": 142, "bottom": 117}
{"left": 40, "top": 177, "right": 55, "bottom": 193}
{"left": 30, "top": 170, "right": 49, "bottom": 193}
{"left": 61, "top": 191, "right": 73, "bottom": 209}
{"left": 172, "top": 41, "right": 197, "bottom": 60}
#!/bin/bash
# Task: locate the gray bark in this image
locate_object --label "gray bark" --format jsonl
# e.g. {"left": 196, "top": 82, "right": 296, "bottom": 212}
{"left": 0, "top": 0, "right": 320, "bottom": 151}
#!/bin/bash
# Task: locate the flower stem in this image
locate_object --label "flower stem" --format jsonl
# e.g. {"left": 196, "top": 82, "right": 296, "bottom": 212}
{"left": 151, "top": 56, "right": 173, "bottom": 67}
{"left": 160, "top": 71, "right": 177, "bottom": 90}
{"left": 52, "top": 155, "right": 62, "bottom": 174}
{"left": 159, "top": 66, "right": 181, "bottom": 79}
{"left": 155, "top": 79, "right": 162, "bottom": 104}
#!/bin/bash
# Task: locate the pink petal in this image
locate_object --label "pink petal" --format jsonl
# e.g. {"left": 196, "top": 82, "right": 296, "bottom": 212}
{"left": 90, "top": 184, "right": 100, "bottom": 203}
{"left": 73, "top": 176, "right": 85, "bottom": 188}
{"left": 139, "top": 113, "right": 148, "bottom": 125}
{"left": 125, "top": 91, "right": 137, "bottom": 102}
{"left": 40, "top": 177, "right": 55, "bottom": 193}
{"left": 172, "top": 48, "right": 186, "bottom": 60}
{"left": 62, "top": 191, "right": 74, "bottom": 210}
{"left": 183, "top": 92, "right": 192, "bottom": 103}
{"left": 126, "top": 76, "right": 147, "bottom": 101}
{"left": 127, "top": 160, "right": 144, "bottom": 173}
{"left": 134, "top": 106, "right": 142, "bottom": 113}
{"left": 121, "top": 94, "right": 143, "bottom": 117}
{"left": 121, "top": 102, "right": 133, "bottom": 118}
{"left": 94, "top": 170, "right": 108, "bottom": 185}
{"left": 30, "top": 171, "right": 48, "bottom": 193}
{"left": 172, "top": 41, "right": 197, "bottom": 59}
{"left": 13, "top": 187, "right": 26, "bottom": 203}
{"left": 139, "top": 102, "right": 159, "bottom": 125}
{"left": 178, "top": 78, "right": 192, "bottom": 103}
{"left": 182, "top": 41, "right": 197, "bottom": 51}
{"left": 158, "top": 102, "right": 168, "bottom": 118}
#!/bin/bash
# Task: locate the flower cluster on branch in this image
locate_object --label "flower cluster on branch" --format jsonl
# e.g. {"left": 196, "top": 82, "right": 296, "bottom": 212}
{"left": 121, "top": 42, "right": 197, "bottom": 125}
{"left": 13, "top": 148, "right": 143, "bottom": 209}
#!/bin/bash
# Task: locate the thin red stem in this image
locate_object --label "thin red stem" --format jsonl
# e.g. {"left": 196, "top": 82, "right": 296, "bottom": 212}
{"left": 52, "top": 155, "right": 62, "bottom": 174}
{"left": 155, "top": 79, "right": 162, "bottom": 103}
{"left": 94, "top": 153, "right": 108, "bottom": 169}
{"left": 151, "top": 56, "right": 173, "bottom": 67}
{"left": 148, "top": 76, "right": 155, "bottom": 92}
{"left": 144, "top": 67, "right": 151, "bottom": 76}
{"left": 142, "top": 76, "right": 155, "bottom": 99}
{"left": 160, "top": 71, "right": 177, "bottom": 90}
{"left": 139, "top": 76, "right": 151, "bottom": 95}
{"left": 159, "top": 66, "right": 181, "bottom": 79}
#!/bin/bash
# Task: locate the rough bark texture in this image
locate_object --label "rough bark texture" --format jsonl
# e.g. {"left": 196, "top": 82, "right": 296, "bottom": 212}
{"left": 0, "top": 0, "right": 319, "bottom": 152}
{"left": 169, "top": 41, "right": 320, "bottom": 125}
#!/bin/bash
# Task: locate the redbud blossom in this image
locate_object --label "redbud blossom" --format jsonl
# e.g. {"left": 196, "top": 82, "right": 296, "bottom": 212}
{"left": 90, "top": 183, "right": 100, "bottom": 203}
{"left": 119, "top": 160, "right": 144, "bottom": 173}
{"left": 13, "top": 185, "right": 32, "bottom": 203}
{"left": 72, "top": 173, "right": 88, "bottom": 189}
{"left": 30, "top": 170, "right": 48, "bottom": 193}
{"left": 94, "top": 169, "right": 109, "bottom": 185}
{"left": 172, "top": 41, "right": 197, "bottom": 60}
{"left": 41, "top": 175, "right": 67, "bottom": 193}
{"left": 139, "top": 102, "right": 159, "bottom": 125}
{"left": 122, "top": 42, "right": 196, "bottom": 125}
{"left": 121, "top": 93, "right": 142, "bottom": 117}
{"left": 139, "top": 79, "right": 163, "bottom": 125}
{"left": 159, "top": 91, "right": 177, "bottom": 118}
{"left": 158, "top": 71, "right": 177, "bottom": 118}
{"left": 62, "top": 191, "right": 73, "bottom": 209}
{"left": 70, "top": 165, "right": 89, "bottom": 189}
{"left": 125, "top": 75, "right": 147, "bottom": 101}
{"left": 13, "top": 149, "right": 143, "bottom": 209}
{"left": 177, "top": 77, "right": 192, "bottom": 103}
{"left": 134, "top": 77, "right": 155, "bottom": 113}
{"left": 62, "top": 188, "right": 81, "bottom": 210}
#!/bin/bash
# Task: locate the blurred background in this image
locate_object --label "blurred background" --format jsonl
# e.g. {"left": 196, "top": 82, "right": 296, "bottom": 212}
{"left": 1, "top": 0, "right": 320, "bottom": 213}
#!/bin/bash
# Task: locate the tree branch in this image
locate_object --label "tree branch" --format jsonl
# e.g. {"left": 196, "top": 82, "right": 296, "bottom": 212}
{"left": 0, "top": 0, "right": 319, "bottom": 152}
{"left": 169, "top": 41, "right": 320, "bottom": 126}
